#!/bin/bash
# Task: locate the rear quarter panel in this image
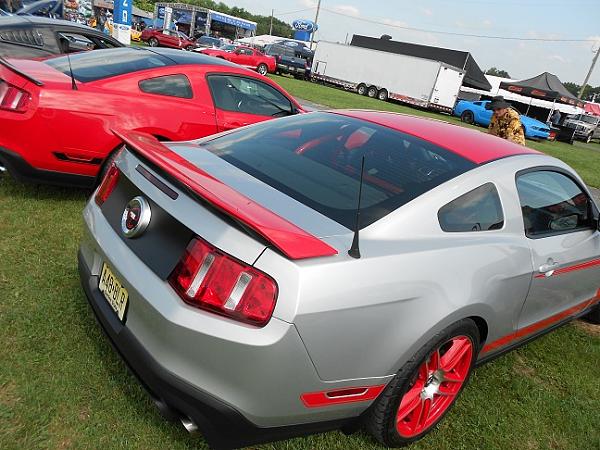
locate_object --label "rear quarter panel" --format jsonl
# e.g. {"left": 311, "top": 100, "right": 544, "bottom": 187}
{"left": 254, "top": 157, "right": 559, "bottom": 382}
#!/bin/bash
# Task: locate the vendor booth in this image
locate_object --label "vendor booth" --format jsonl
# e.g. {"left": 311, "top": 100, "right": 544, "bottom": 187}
{"left": 153, "top": 3, "right": 256, "bottom": 40}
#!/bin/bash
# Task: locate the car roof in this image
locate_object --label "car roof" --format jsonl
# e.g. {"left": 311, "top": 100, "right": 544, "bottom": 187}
{"left": 0, "top": 15, "right": 93, "bottom": 30}
{"left": 333, "top": 110, "right": 540, "bottom": 165}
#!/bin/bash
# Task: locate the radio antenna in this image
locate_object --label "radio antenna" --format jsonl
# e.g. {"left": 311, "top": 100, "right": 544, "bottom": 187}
{"left": 348, "top": 156, "right": 365, "bottom": 259}
{"left": 66, "top": 51, "right": 77, "bottom": 91}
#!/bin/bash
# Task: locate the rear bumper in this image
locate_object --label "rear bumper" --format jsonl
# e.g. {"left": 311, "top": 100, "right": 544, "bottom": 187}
{"left": 0, "top": 146, "right": 95, "bottom": 188}
{"left": 78, "top": 251, "right": 351, "bottom": 449}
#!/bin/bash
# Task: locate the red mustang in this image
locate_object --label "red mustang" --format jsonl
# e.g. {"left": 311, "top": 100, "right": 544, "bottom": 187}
{"left": 140, "top": 28, "right": 198, "bottom": 51}
{"left": 199, "top": 46, "right": 276, "bottom": 76}
{"left": 0, "top": 47, "right": 303, "bottom": 187}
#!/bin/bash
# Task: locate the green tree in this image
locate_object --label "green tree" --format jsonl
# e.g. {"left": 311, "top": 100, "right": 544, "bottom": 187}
{"left": 485, "top": 67, "right": 511, "bottom": 78}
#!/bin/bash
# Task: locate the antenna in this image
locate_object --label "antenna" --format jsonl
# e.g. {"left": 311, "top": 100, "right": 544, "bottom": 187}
{"left": 66, "top": 51, "right": 77, "bottom": 91}
{"left": 348, "top": 156, "right": 365, "bottom": 259}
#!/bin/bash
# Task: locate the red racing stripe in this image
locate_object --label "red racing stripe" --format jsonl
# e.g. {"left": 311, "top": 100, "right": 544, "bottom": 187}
{"left": 482, "top": 291, "right": 600, "bottom": 354}
{"left": 534, "top": 258, "right": 600, "bottom": 279}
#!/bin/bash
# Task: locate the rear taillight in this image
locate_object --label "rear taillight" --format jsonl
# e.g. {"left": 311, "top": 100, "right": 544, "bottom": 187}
{"left": 95, "top": 164, "right": 120, "bottom": 206}
{"left": 0, "top": 80, "right": 31, "bottom": 113}
{"left": 170, "top": 237, "right": 278, "bottom": 327}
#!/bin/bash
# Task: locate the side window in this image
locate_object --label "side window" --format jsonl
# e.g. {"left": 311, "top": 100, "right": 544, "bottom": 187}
{"left": 139, "top": 74, "right": 193, "bottom": 99}
{"left": 516, "top": 170, "right": 592, "bottom": 237}
{"left": 438, "top": 183, "right": 504, "bottom": 232}
{"left": 207, "top": 75, "right": 293, "bottom": 117}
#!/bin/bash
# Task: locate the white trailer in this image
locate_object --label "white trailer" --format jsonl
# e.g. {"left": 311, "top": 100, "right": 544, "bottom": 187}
{"left": 312, "top": 41, "right": 465, "bottom": 113}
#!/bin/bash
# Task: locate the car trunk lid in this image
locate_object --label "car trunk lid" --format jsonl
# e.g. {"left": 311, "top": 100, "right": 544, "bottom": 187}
{"left": 114, "top": 129, "right": 344, "bottom": 260}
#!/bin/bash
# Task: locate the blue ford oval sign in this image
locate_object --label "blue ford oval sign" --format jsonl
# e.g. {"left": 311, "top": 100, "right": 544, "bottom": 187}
{"left": 292, "top": 19, "right": 317, "bottom": 33}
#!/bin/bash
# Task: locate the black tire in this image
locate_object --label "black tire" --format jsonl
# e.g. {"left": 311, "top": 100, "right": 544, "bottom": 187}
{"left": 357, "top": 84, "right": 367, "bottom": 96}
{"left": 365, "top": 319, "right": 479, "bottom": 447}
{"left": 583, "top": 304, "right": 600, "bottom": 324}
{"left": 378, "top": 89, "right": 388, "bottom": 101}
{"left": 585, "top": 134, "right": 593, "bottom": 144}
{"left": 185, "top": 45, "right": 194, "bottom": 51}
{"left": 460, "top": 110, "right": 474, "bottom": 124}
{"left": 257, "top": 63, "right": 268, "bottom": 76}
{"left": 148, "top": 37, "right": 159, "bottom": 47}
{"left": 96, "top": 148, "right": 121, "bottom": 187}
{"left": 367, "top": 86, "right": 378, "bottom": 98}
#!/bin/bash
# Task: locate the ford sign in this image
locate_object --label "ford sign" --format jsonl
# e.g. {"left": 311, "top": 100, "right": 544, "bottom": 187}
{"left": 292, "top": 19, "right": 317, "bottom": 33}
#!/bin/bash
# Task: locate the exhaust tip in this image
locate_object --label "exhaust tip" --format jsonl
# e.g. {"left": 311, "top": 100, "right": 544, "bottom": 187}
{"left": 180, "top": 416, "right": 199, "bottom": 435}
{"left": 0, "top": 165, "right": 6, "bottom": 174}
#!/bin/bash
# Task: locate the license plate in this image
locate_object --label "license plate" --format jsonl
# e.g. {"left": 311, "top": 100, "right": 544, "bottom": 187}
{"left": 99, "top": 263, "right": 129, "bottom": 322}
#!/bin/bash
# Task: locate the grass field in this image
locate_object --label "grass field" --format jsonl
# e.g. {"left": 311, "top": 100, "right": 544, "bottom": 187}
{"left": 1, "top": 77, "right": 600, "bottom": 450}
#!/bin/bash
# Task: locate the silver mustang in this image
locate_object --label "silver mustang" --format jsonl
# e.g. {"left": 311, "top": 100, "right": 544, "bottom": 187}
{"left": 78, "top": 110, "right": 600, "bottom": 449}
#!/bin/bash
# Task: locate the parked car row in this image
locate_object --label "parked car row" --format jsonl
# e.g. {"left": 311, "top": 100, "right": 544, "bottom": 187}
{"left": 454, "top": 99, "right": 551, "bottom": 140}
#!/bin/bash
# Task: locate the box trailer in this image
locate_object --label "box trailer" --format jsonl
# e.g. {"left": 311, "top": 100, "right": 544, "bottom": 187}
{"left": 312, "top": 41, "right": 465, "bottom": 113}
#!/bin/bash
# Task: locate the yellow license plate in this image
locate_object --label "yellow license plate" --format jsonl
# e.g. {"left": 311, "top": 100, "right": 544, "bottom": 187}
{"left": 99, "top": 263, "right": 129, "bottom": 322}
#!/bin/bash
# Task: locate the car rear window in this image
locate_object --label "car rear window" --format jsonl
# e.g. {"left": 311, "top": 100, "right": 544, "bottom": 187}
{"left": 44, "top": 48, "right": 172, "bottom": 82}
{"left": 201, "top": 112, "right": 476, "bottom": 229}
{"left": 139, "top": 74, "right": 193, "bottom": 98}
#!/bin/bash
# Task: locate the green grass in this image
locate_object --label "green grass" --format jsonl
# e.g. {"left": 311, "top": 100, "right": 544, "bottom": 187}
{"left": 272, "top": 74, "right": 600, "bottom": 188}
{"left": 1, "top": 77, "right": 600, "bottom": 450}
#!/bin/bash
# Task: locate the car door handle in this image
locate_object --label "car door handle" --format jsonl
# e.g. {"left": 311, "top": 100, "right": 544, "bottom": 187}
{"left": 538, "top": 261, "right": 559, "bottom": 276}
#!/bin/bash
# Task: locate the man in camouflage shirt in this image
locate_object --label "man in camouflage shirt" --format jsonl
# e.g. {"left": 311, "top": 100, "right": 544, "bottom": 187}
{"left": 486, "top": 96, "right": 526, "bottom": 146}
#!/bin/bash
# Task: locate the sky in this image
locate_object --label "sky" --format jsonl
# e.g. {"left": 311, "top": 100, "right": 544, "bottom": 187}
{"left": 224, "top": 0, "right": 600, "bottom": 86}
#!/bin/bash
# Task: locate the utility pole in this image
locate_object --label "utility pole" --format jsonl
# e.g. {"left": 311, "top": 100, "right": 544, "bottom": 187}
{"left": 578, "top": 46, "right": 600, "bottom": 99}
{"left": 269, "top": 9, "right": 273, "bottom": 35}
{"left": 309, "top": 0, "right": 322, "bottom": 50}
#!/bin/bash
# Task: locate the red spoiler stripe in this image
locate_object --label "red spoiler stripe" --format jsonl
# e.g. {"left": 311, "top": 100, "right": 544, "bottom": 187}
{"left": 113, "top": 129, "right": 338, "bottom": 260}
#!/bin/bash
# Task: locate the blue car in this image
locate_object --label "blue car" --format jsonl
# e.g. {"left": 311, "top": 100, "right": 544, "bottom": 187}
{"left": 454, "top": 100, "right": 550, "bottom": 140}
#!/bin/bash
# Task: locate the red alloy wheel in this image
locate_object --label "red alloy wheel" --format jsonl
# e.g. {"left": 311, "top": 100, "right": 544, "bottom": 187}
{"left": 395, "top": 336, "right": 474, "bottom": 438}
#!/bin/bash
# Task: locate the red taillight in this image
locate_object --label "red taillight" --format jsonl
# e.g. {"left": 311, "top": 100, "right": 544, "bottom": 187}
{"left": 169, "top": 237, "right": 278, "bottom": 327}
{"left": 95, "top": 164, "right": 120, "bottom": 206}
{"left": 0, "top": 80, "right": 31, "bottom": 113}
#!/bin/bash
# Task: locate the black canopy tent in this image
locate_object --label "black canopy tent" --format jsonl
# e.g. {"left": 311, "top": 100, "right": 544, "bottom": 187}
{"left": 350, "top": 34, "right": 492, "bottom": 91}
{"left": 499, "top": 72, "right": 584, "bottom": 108}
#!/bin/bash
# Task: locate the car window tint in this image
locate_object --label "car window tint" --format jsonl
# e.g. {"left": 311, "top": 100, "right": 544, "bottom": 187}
{"left": 516, "top": 170, "right": 592, "bottom": 237}
{"left": 201, "top": 112, "right": 476, "bottom": 229}
{"left": 438, "top": 183, "right": 504, "bottom": 232}
{"left": 0, "top": 28, "right": 45, "bottom": 46}
{"left": 139, "top": 74, "right": 192, "bottom": 98}
{"left": 45, "top": 48, "right": 171, "bottom": 82}
{"left": 207, "top": 75, "right": 293, "bottom": 117}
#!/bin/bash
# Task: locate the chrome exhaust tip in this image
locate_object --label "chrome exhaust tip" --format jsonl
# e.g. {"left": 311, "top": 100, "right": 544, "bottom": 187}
{"left": 0, "top": 164, "right": 6, "bottom": 173}
{"left": 180, "top": 416, "right": 199, "bottom": 435}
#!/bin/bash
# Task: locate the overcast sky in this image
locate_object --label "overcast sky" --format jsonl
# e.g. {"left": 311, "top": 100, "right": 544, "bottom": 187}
{"left": 225, "top": 0, "right": 600, "bottom": 86}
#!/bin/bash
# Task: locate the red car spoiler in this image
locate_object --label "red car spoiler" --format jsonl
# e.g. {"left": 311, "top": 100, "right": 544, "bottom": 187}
{"left": 113, "top": 129, "right": 338, "bottom": 260}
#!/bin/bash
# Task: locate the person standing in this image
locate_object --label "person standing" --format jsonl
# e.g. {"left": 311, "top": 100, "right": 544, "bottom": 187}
{"left": 551, "top": 108, "right": 561, "bottom": 126}
{"left": 486, "top": 96, "right": 526, "bottom": 146}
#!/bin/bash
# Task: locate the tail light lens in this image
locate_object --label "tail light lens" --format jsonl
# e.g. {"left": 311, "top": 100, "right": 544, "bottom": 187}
{"left": 170, "top": 237, "right": 278, "bottom": 327}
{"left": 0, "top": 80, "right": 31, "bottom": 113}
{"left": 95, "top": 164, "right": 120, "bottom": 206}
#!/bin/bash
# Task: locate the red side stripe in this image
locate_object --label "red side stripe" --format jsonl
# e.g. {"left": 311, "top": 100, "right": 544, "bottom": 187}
{"left": 534, "top": 258, "right": 600, "bottom": 279}
{"left": 482, "top": 291, "right": 600, "bottom": 354}
{"left": 113, "top": 129, "right": 338, "bottom": 260}
{"left": 301, "top": 385, "right": 386, "bottom": 408}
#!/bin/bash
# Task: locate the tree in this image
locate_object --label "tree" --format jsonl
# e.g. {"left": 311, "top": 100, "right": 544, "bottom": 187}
{"left": 563, "top": 81, "right": 580, "bottom": 97}
{"left": 133, "top": 0, "right": 294, "bottom": 38}
{"left": 485, "top": 67, "right": 511, "bottom": 78}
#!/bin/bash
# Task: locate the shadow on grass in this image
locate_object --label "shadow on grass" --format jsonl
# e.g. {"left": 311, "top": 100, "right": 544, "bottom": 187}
{"left": 72, "top": 284, "right": 206, "bottom": 448}
{"left": 0, "top": 174, "right": 92, "bottom": 202}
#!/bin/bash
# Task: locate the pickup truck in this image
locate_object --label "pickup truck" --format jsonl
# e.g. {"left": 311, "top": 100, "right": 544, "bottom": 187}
{"left": 263, "top": 43, "right": 309, "bottom": 79}
{"left": 562, "top": 114, "right": 600, "bottom": 143}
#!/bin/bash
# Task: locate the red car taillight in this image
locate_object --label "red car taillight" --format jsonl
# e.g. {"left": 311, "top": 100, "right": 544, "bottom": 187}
{"left": 0, "top": 80, "right": 31, "bottom": 113}
{"left": 170, "top": 237, "right": 278, "bottom": 327}
{"left": 95, "top": 164, "right": 120, "bottom": 206}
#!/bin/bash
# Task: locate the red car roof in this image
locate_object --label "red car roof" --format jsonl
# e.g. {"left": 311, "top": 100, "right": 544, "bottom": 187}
{"left": 333, "top": 110, "right": 540, "bottom": 164}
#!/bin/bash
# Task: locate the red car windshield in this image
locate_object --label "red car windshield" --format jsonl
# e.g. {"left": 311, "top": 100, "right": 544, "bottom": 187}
{"left": 202, "top": 112, "right": 476, "bottom": 229}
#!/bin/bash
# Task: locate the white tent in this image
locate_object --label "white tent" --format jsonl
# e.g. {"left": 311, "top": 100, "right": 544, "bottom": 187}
{"left": 460, "top": 75, "right": 584, "bottom": 116}
{"left": 236, "top": 34, "right": 309, "bottom": 48}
